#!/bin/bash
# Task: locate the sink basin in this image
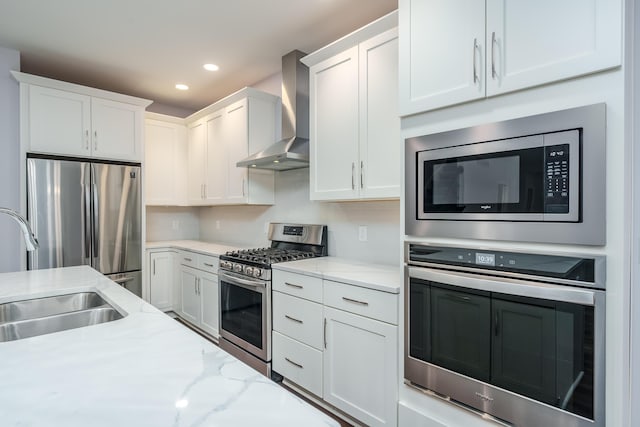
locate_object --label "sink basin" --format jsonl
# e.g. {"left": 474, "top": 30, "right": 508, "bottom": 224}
{"left": 0, "top": 292, "right": 124, "bottom": 342}
{"left": 0, "top": 292, "right": 109, "bottom": 323}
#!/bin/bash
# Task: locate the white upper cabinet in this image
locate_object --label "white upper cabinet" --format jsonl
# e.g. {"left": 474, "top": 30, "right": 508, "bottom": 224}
{"left": 13, "top": 72, "right": 151, "bottom": 161}
{"left": 27, "top": 85, "right": 92, "bottom": 157}
{"left": 399, "top": 0, "right": 622, "bottom": 115}
{"left": 304, "top": 12, "right": 400, "bottom": 201}
{"left": 145, "top": 115, "right": 188, "bottom": 205}
{"left": 485, "top": 0, "right": 622, "bottom": 96}
{"left": 186, "top": 88, "right": 277, "bottom": 206}
{"left": 309, "top": 47, "right": 360, "bottom": 200}
{"left": 359, "top": 29, "right": 401, "bottom": 199}
{"left": 399, "top": 0, "right": 485, "bottom": 114}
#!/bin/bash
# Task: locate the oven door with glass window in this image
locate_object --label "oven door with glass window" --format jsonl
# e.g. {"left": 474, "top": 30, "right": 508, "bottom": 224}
{"left": 405, "top": 266, "right": 605, "bottom": 427}
{"left": 219, "top": 271, "right": 271, "bottom": 362}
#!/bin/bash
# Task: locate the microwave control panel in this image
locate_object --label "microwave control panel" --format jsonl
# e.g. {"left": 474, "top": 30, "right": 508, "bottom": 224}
{"left": 544, "top": 144, "right": 570, "bottom": 213}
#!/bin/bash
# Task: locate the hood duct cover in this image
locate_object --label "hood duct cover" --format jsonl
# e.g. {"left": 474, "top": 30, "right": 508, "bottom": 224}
{"left": 237, "top": 50, "right": 309, "bottom": 170}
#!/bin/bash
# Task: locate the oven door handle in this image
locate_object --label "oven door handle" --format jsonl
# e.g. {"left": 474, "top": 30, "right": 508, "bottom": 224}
{"left": 407, "top": 266, "right": 597, "bottom": 306}
{"left": 219, "top": 271, "right": 268, "bottom": 290}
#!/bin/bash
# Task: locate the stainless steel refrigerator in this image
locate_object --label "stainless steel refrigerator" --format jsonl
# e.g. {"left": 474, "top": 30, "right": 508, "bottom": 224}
{"left": 27, "top": 156, "right": 142, "bottom": 297}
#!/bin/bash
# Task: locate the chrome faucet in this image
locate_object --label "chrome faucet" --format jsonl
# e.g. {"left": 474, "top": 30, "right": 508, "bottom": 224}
{"left": 0, "top": 207, "right": 39, "bottom": 251}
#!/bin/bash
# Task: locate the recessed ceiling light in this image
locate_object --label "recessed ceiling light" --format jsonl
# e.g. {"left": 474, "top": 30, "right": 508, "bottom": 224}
{"left": 175, "top": 84, "right": 189, "bottom": 91}
{"left": 203, "top": 63, "right": 219, "bottom": 71}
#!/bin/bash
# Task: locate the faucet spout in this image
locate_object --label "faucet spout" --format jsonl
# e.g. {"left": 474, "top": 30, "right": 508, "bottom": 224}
{"left": 0, "top": 207, "right": 39, "bottom": 251}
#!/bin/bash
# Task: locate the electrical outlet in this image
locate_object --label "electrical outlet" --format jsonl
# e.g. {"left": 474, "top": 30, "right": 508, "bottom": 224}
{"left": 358, "top": 226, "right": 368, "bottom": 242}
{"left": 215, "top": 220, "right": 221, "bottom": 230}
{"left": 172, "top": 220, "right": 179, "bottom": 230}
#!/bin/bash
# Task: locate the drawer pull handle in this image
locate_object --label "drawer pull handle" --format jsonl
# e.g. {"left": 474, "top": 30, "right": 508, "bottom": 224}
{"left": 342, "top": 297, "right": 369, "bottom": 306}
{"left": 285, "top": 282, "right": 303, "bottom": 289}
{"left": 203, "top": 262, "right": 214, "bottom": 267}
{"left": 285, "top": 357, "right": 303, "bottom": 369}
{"left": 285, "top": 315, "right": 303, "bottom": 324}
{"left": 184, "top": 257, "right": 192, "bottom": 262}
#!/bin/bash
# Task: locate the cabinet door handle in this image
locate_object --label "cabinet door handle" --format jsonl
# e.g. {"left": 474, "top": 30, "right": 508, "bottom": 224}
{"left": 194, "top": 278, "right": 198, "bottom": 295}
{"left": 94, "top": 130, "right": 98, "bottom": 151}
{"left": 351, "top": 162, "right": 355, "bottom": 190}
{"left": 491, "top": 31, "right": 497, "bottom": 79}
{"left": 360, "top": 161, "right": 364, "bottom": 189}
{"left": 85, "top": 130, "right": 89, "bottom": 150}
{"left": 153, "top": 259, "right": 156, "bottom": 275}
{"left": 285, "top": 282, "right": 303, "bottom": 289}
{"left": 342, "top": 296, "right": 369, "bottom": 306}
{"left": 184, "top": 257, "right": 192, "bottom": 262}
{"left": 285, "top": 314, "right": 303, "bottom": 324}
{"left": 472, "top": 38, "right": 479, "bottom": 84}
{"left": 494, "top": 312, "right": 499, "bottom": 336}
{"left": 242, "top": 178, "right": 245, "bottom": 197}
{"left": 285, "top": 357, "right": 303, "bottom": 369}
{"left": 323, "top": 318, "right": 327, "bottom": 349}
{"left": 203, "top": 184, "right": 207, "bottom": 199}
{"left": 203, "top": 262, "right": 214, "bottom": 267}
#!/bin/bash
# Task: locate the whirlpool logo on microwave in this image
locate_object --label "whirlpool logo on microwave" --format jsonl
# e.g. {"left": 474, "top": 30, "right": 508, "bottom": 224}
{"left": 480, "top": 205, "right": 492, "bottom": 210}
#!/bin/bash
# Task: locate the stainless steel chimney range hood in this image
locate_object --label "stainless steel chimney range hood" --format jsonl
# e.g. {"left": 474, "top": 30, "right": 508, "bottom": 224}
{"left": 237, "top": 50, "right": 309, "bottom": 171}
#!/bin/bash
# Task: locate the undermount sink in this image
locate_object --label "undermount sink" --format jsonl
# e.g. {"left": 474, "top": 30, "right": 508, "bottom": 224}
{"left": 0, "top": 292, "right": 124, "bottom": 342}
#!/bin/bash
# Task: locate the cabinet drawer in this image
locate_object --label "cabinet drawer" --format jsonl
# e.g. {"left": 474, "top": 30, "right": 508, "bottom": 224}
{"left": 197, "top": 254, "right": 218, "bottom": 274}
{"left": 324, "top": 280, "right": 398, "bottom": 325}
{"left": 178, "top": 250, "right": 197, "bottom": 267}
{"left": 273, "top": 291, "right": 323, "bottom": 350}
{"left": 272, "top": 331, "right": 323, "bottom": 397}
{"left": 273, "top": 270, "right": 323, "bottom": 303}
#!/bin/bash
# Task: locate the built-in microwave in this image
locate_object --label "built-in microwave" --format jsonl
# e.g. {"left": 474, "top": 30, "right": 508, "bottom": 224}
{"left": 405, "top": 104, "right": 606, "bottom": 245}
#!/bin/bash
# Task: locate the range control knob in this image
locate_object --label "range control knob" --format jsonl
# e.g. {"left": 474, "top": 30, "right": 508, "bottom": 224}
{"left": 233, "top": 263, "right": 243, "bottom": 273}
{"left": 253, "top": 268, "right": 262, "bottom": 278}
{"left": 244, "top": 266, "right": 254, "bottom": 276}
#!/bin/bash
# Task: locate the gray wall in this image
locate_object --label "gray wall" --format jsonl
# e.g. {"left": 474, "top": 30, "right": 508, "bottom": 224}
{"left": 199, "top": 168, "right": 401, "bottom": 266}
{"left": 0, "top": 46, "right": 21, "bottom": 273}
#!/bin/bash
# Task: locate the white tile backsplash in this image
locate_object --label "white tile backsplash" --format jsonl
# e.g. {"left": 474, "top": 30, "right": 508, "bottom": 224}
{"left": 146, "top": 206, "right": 200, "bottom": 241}
{"left": 198, "top": 168, "right": 401, "bottom": 266}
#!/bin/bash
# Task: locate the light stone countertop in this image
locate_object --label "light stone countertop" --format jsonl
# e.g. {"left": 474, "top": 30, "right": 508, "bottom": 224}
{"left": 146, "top": 239, "right": 246, "bottom": 256}
{"left": 0, "top": 266, "right": 339, "bottom": 427}
{"left": 273, "top": 256, "right": 402, "bottom": 294}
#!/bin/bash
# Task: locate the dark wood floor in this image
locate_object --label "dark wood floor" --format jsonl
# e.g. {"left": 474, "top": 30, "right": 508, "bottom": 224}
{"left": 174, "top": 318, "right": 354, "bottom": 427}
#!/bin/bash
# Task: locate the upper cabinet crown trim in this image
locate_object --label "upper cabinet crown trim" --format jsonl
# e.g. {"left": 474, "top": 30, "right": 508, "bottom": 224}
{"left": 301, "top": 10, "right": 398, "bottom": 67}
{"left": 11, "top": 71, "right": 152, "bottom": 108}
{"left": 185, "top": 87, "right": 280, "bottom": 124}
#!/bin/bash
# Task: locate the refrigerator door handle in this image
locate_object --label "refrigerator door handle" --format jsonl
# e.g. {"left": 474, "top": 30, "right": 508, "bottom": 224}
{"left": 83, "top": 164, "right": 91, "bottom": 262}
{"left": 91, "top": 165, "right": 100, "bottom": 266}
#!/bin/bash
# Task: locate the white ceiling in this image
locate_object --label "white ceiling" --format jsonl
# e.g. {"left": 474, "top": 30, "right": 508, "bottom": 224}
{"left": 0, "top": 0, "right": 397, "bottom": 116}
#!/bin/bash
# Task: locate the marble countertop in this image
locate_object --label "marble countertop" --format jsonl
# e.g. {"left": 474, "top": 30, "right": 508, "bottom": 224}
{"left": 273, "top": 257, "right": 402, "bottom": 294}
{"left": 0, "top": 266, "right": 338, "bottom": 427}
{"left": 146, "top": 240, "right": 246, "bottom": 256}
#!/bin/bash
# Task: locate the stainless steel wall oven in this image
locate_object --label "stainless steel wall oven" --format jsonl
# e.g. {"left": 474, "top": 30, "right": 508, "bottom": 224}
{"left": 405, "top": 103, "right": 606, "bottom": 245}
{"left": 405, "top": 243, "right": 605, "bottom": 427}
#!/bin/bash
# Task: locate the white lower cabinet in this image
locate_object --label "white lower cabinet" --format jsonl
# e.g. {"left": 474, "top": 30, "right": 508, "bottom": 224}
{"left": 272, "top": 331, "right": 323, "bottom": 397}
{"left": 324, "top": 306, "right": 398, "bottom": 427}
{"left": 180, "top": 265, "right": 200, "bottom": 324}
{"left": 178, "top": 252, "right": 220, "bottom": 338}
{"left": 272, "top": 270, "right": 398, "bottom": 427}
{"left": 147, "top": 250, "right": 175, "bottom": 311}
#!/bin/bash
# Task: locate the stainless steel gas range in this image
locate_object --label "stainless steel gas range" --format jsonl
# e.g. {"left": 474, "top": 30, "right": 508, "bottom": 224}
{"left": 218, "top": 223, "right": 327, "bottom": 376}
